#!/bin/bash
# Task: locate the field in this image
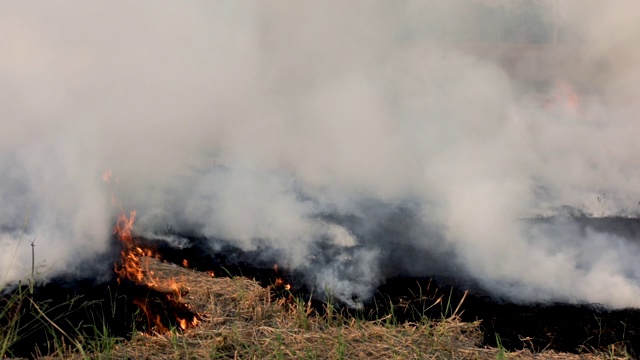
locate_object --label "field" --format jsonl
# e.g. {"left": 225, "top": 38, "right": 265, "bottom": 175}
{"left": 1, "top": 256, "right": 631, "bottom": 359}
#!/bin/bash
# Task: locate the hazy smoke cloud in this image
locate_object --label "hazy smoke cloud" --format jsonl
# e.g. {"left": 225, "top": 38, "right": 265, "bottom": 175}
{"left": 3, "top": 1, "right": 640, "bottom": 308}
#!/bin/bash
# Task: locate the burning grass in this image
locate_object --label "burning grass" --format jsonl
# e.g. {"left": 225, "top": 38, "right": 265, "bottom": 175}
{"left": 15, "top": 256, "right": 626, "bottom": 360}
{"left": 1, "top": 208, "right": 635, "bottom": 359}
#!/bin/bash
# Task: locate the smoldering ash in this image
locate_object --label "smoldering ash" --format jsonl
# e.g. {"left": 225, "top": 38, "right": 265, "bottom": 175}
{"left": 2, "top": 1, "right": 640, "bottom": 308}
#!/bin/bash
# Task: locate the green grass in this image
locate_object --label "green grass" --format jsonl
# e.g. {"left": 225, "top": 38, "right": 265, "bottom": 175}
{"left": 0, "top": 237, "right": 126, "bottom": 359}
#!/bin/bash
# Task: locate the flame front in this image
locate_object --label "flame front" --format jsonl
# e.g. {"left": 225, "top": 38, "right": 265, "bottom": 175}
{"left": 113, "top": 210, "right": 148, "bottom": 284}
{"left": 108, "top": 171, "right": 199, "bottom": 333}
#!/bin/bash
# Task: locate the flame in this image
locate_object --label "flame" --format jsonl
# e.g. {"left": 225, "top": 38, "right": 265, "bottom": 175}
{"left": 115, "top": 210, "right": 136, "bottom": 246}
{"left": 557, "top": 81, "right": 579, "bottom": 115}
{"left": 274, "top": 277, "right": 291, "bottom": 291}
{"left": 102, "top": 168, "right": 119, "bottom": 184}
{"left": 107, "top": 170, "right": 199, "bottom": 333}
{"left": 177, "top": 316, "right": 200, "bottom": 330}
{"left": 544, "top": 81, "right": 581, "bottom": 116}
{"left": 102, "top": 169, "right": 112, "bottom": 183}
{"left": 134, "top": 298, "right": 168, "bottom": 333}
{"left": 166, "top": 278, "right": 186, "bottom": 300}
{"left": 182, "top": 259, "right": 189, "bottom": 268}
{"left": 113, "top": 211, "right": 145, "bottom": 283}
{"left": 178, "top": 318, "right": 187, "bottom": 331}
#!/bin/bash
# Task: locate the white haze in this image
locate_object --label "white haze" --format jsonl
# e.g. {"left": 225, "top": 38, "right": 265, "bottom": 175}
{"left": 2, "top": 1, "right": 640, "bottom": 308}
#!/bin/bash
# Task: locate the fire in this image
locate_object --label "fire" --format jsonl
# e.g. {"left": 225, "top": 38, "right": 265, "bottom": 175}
{"left": 102, "top": 169, "right": 112, "bottom": 183}
{"left": 556, "top": 81, "right": 580, "bottom": 116}
{"left": 134, "top": 298, "right": 168, "bottom": 333}
{"left": 107, "top": 170, "right": 199, "bottom": 333}
{"left": 177, "top": 315, "right": 200, "bottom": 330}
{"left": 115, "top": 210, "right": 136, "bottom": 246}
{"left": 544, "top": 80, "right": 581, "bottom": 116}
{"left": 273, "top": 264, "right": 290, "bottom": 290}
{"left": 102, "top": 168, "right": 119, "bottom": 184}
{"left": 274, "top": 278, "right": 291, "bottom": 291}
{"left": 113, "top": 211, "right": 145, "bottom": 284}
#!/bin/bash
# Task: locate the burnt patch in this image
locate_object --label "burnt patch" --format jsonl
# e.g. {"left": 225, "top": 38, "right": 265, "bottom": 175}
{"left": 363, "top": 277, "right": 640, "bottom": 356}
{"left": 133, "top": 217, "right": 640, "bottom": 356}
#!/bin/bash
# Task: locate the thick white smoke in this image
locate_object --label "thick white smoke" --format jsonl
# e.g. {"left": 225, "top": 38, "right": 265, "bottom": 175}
{"left": 2, "top": 1, "right": 640, "bottom": 308}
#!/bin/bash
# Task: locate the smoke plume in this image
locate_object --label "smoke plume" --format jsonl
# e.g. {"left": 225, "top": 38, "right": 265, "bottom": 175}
{"left": 3, "top": 0, "right": 640, "bottom": 308}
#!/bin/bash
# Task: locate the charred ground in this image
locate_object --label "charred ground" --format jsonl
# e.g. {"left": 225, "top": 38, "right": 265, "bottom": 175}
{"left": 4, "top": 215, "right": 640, "bottom": 358}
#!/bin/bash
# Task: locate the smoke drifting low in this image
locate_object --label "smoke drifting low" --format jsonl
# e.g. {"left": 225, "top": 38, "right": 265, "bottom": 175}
{"left": 3, "top": 1, "right": 640, "bottom": 308}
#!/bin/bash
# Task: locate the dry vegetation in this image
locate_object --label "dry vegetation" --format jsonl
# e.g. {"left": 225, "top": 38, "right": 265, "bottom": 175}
{"left": 20, "top": 257, "right": 626, "bottom": 360}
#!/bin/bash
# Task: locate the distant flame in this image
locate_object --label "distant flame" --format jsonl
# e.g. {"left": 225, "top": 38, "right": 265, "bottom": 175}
{"left": 102, "top": 169, "right": 112, "bottom": 183}
{"left": 134, "top": 298, "right": 168, "bottom": 333}
{"left": 102, "top": 168, "right": 119, "bottom": 184}
{"left": 544, "top": 81, "right": 581, "bottom": 116}
{"left": 557, "top": 81, "right": 580, "bottom": 115}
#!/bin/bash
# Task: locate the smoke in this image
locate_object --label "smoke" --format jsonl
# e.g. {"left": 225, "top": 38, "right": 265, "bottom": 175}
{"left": 3, "top": 0, "right": 640, "bottom": 308}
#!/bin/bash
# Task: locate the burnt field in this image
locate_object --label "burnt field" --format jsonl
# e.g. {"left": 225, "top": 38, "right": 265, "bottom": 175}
{"left": 142, "top": 215, "right": 640, "bottom": 356}
{"left": 4, "top": 216, "right": 640, "bottom": 358}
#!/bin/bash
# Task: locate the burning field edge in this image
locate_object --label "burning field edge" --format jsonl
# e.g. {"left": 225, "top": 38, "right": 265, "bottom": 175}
{"left": 1, "top": 209, "right": 638, "bottom": 359}
{"left": 1, "top": 255, "right": 631, "bottom": 360}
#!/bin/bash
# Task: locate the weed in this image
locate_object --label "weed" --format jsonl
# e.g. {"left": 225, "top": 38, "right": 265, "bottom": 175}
{"left": 495, "top": 333, "right": 507, "bottom": 360}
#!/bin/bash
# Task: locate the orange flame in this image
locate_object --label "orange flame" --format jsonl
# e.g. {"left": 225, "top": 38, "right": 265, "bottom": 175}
{"left": 274, "top": 277, "right": 291, "bottom": 291}
{"left": 557, "top": 81, "right": 579, "bottom": 115}
{"left": 544, "top": 81, "right": 580, "bottom": 116}
{"left": 113, "top": 211, "right": 147, "bottom": 284}
{"left": 107, "top": 170, "right": 199, "bottom": 333}
{"left": 102, "top": 169, "right": 112, "bottom": 183}
{"left": 134, "top": 298, "right": 168, "bottom": 333}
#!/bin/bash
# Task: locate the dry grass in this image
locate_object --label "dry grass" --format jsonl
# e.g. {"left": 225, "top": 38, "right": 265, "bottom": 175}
{"left": 40, "top": 258, "right": 628, "bottom": 360}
